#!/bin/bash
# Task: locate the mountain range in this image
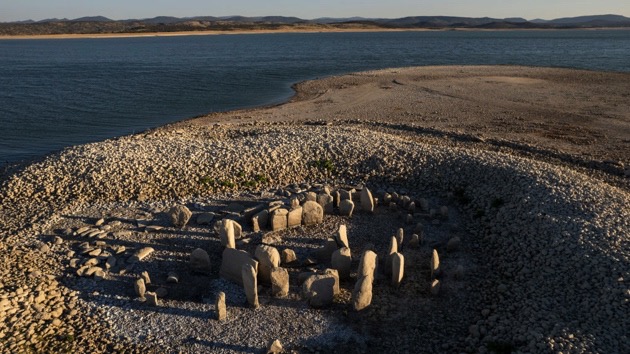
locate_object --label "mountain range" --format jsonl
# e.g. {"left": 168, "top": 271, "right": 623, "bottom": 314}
{"left": 1, "top": 14, "right": 629, "bottom": 36}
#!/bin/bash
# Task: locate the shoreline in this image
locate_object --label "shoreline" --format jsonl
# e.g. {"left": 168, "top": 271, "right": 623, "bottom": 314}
{"left": 1, "top": 26, "right": 629, "bottom": 40}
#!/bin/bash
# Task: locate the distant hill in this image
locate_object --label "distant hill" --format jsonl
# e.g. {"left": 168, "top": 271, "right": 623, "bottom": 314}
{"left": 1, "top": 14, "right": 629, "bottom": 36}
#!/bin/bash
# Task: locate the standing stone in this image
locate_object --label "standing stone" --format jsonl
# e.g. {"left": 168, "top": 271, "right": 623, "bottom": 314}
{"left": 145, "top": 291, "right": 159, "bottom": 306}
{"left": 190, "top": 248, "right": 211, "bottom": 273}
{"left": 267, "top": 339, "right": 283, "bottom": 354}
{"left": 287, "top": 206, "right": 303, "bottom": 228}
{"left": 252, "top": 209, "right": 269, "bottom": 232}
{"left": 408, "top": 234, "right": 421, "bottom": 248}
{"left": 255, "top": 245, "right": 281, "bottom": 284}
{"left": 316, "top": 238, "right": 339, "bottom": 264}
{"left": 220, "top": 248, "right": 258, "bottom": 286}
{"left": 396, "top": 228, "right": 404, "bottom": 248}
{"left": 431, "top": 249, "right": 440, "bottom": 280}
{"left": 447, "top": 236, "right": 461, "bottom": 252}
{"left": 271, "top": 208, "right": 289, "bottom": 231}
{"left": 352, "top": 274, "right": 374, "bottom": 311}
{"left": 324, "top": 268, "right": 340, "bottom": 295}
{"left": 168, "top": 205, "right": 192, "bottom": 228}
{"left": 358, "top": 250, "right": 377, "bottom": 278}
{"left": 318, "top": 194, "right": 334, "bottom": 214}
{"left": 392, "top": 252, "right": 404, "bottom": 287}
{"left": 141, "top": 271, "right": 151, "bottom": 284}
{"left": 339, "top": 199, "right": 355, "bottom": 217}
{"left": 400, "top": 196, "right": 411, "bottom": 208}
{"left": 306, "top": 192, "right": 317, "bottom": 201}
{"left": 385, "top": 236, "right": 398, "bottom": 276}
{"left": 302, "top": 274, "right": 336, "bottom": 308}
{"left": 134, "top": 278, "right": 146, "bottom": 299}
{"left": 331, "top": 247, "right": 352, "bottom": 280}
{"left": 242, "top": 264, "right": 259, "bottom": 308}
{"left": 335, "top": 224, "right": 350, "bottom": 249}
{"left": 216, "top": 292, "right": 227, "bottom": 321}
{"left": 302, "top": 201, "right": 324, "bottom": 225}
{"left": 332, "top": 190, "right": 341, "bottom": 207}
{"left": 290, "top": 197, "right": 300, "bottom": 209}
{"left": 360, "top": 187, "right": 375, "bottom": 212}
{"left": 218, "top": 219, "right": 237, "bottom": 249}
{"left": 281, "top": 248, "right": 297, "bottom": 264}
{"left": 431, "top": 279, "right": 441, "bottom": 295}
{"left": 270, "top": 267, "right": 289, "bottom": 297}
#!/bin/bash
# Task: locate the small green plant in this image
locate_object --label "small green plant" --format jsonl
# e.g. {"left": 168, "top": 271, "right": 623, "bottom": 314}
{"left": 64, "top": 334, "right": 75, "bottom": 342}
{"left": 237, "top": 171, "right": 246, "bottom": 178}
{"left": 219, "top": 180, "right": 235, "bottom": 188}
{"left": 200, "top": 176, "right": 214, "bottom": 186}
{"left": 491, "top": 197, "right": 505, "bottom": 208}
{"left": 255, "top": 174, "right": 269, "bottom": 183}
{"left": 310, "top": 159, "right": 335, "bottom": 173}
{"left": 242, "top": 180, "right": 257, "bottom": 188}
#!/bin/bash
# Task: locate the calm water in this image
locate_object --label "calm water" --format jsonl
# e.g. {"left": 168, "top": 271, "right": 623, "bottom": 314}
{"left": 1, "top": 30, "right": 629, "bottom": 165}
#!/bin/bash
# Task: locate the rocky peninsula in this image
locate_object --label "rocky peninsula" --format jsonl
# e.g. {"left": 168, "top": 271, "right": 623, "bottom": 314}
{"left": 0, "top": 66, "right": 628, "bottom": 353}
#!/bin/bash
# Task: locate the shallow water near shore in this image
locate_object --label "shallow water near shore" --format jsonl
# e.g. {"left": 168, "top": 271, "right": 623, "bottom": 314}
{"left": 1, "top": 29, "right": 629, "bottom": 165}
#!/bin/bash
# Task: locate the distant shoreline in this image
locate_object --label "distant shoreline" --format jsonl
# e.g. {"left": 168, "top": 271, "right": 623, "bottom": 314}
{"left": 1, "top": 26, "right": 628, "bottom": 40}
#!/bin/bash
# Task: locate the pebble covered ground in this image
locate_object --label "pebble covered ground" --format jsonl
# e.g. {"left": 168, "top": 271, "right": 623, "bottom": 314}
{"left": 1, "top": 120, "right": 628, "bottom": 353}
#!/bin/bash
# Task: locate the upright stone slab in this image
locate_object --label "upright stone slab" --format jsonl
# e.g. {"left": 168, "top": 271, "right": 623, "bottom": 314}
{"left": 392, "top": 252, "right": 404, "bottom": 287}
{"left": 396, "top": 228, "right": 404, "bottom": 249}
{"left": 318, "top": 194, "right": 334, "bottom": 214}
{"left": 339, "top": 199, "right": 355, "bottom": 217}
{"left": 302, "top": 201, "right": 324, "bottom": 225}
{"left": 384, "top": 236, "right": 398, "bottom": 276}
{"left": 331, "top": 247, "right": 352, "bottom": 280}
{"left": 431, "top": 279, "right": 441, "bottom": 295}
{"left": 252, "top": 209, "right": 269, "bottom": 232}
{"left": 332, "top": 190, "right": 341, "bottom": 207}
{"left": 324, "top": 268, "right": 340, "bottom": 295}
{"left": 339, "top": 189, "right": 353, "bottom": 201}
{"left": 134, "top": 278, "right": 146, "bottom": 299}
{"left": 219, "top": 219, "right": 236, "bottom": 249}
{"left": 146, "top": 291, "right": 159, "bottom": 306}
{"left": 287, "top": 206, "right": 303, "bottom": 228}
{"left": 271, "top": 208, "right": 288, "bottom": 231}
{"left": 358, "top": 250, "right": 377, "bottom": 278}
{"left": 306, "top": 192, "right": 317, "bottom": 202}
{"left": 255, "top": 245, "right": 281, "bottom": 285}
{"left": 360, "top": 187, "right": 375, "bottom": 212}
{"left": 335, "top": 224, "right": 350, "bottom": 249}
{"left": 220, "top": 248, "right": 259, "bottom": 286}
{"left": 216, "top": 292, "right": 227, "bottom": 321}
{"left": 242, "top": 264, "right": 259, "bottom": 308}
{"left": 431, "top": 249, "right": 440, "bottom": 280}
{"left": 270, "top": 267, "right": 289, "bottom": 297}
{"left": 352, "top": 274, "right": 374, "bottom": 311}
{"left": 190, "top": 248, "right": 211, "bottom": 273}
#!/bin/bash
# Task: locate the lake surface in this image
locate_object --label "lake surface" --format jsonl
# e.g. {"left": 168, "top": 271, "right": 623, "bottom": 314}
{"left": 1, "top": 30, "right": 629, "bottom": 165}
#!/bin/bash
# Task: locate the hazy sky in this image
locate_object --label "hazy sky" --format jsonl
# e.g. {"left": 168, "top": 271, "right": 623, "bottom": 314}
{"left": 1, "top": 0, "right": 629, "bottom": 22}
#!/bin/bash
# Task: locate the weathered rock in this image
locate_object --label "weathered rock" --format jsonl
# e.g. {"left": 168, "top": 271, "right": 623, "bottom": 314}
{"left": 339, "top": 199, "right": 355, "bottom": 217}
{"left": 155, "top": 287, "right": 168, "bottom": 298}
{"left": 385, "top": 236, "right": 398, "bottom": 276}
{"left": 306, "top": 191, "right": 317, "bottom": 201}
{"left": 270, "top": 267, "right": 289, "bottom": 297}
{"left": 267, "top": 339, "right": 283, "bottom": 354}
{"left": 167, "top": 272, "right": 179, "bottom": 283}
{"left": 190, "top": 248, "right": 211, "bottom": 273}
{"left": 318, "top": 194, "right": 334, "bottom": 214}
{"left": 141, "top": 271, "right": 151, "bottom": 284}
{"left": 408, "top": 202, "right": 416, "bottom": 214}
{"left": 302, "top": 201, "right": 323, "bottom": 225}
{"left": 339, "top": 189, "right": 353, "bottom": 201}
{"left": 255, "top": 245, "right": 281, "bottom": 284}
{"left": 392, "top": 252, "right": 404, "bottom": 287}
{"left": 196, "top": 212, "right": 216, "bottom": 225}
{"left": 134, "top": 278, "right": 146, "bottom": 299}
{"left": 447, "top": 236, "right": 461, "bottom": 252}
{"left": 281, "top": 248, "right": 297, "bottom": 264}
{"left": 431, "top": 249, "right": 440, "bottom": 280}
{"left": 358, "top": 250, "right": 377, "bottom": 278}
{"left": 128, "top": 247, "right": 154, "bottom": 263}
{"left": 218, "top": 219, "right": 238, "bottom": 248}
{"left": 220, "top": 248, "right": 259, "bottom": 286}
{"left": 271, "top": 208, "right": 289, "bottom": 231}
{"left": 352, "top": 274, "right": 374, "bottom": 311}
{"left": 331, "top": 247, "right": 352, "bottom": 280}
{"left": 216, "top": 292, "right": 227, "bottom": 321}
{"left": 431, "top": 279, "right": 441, "bottom": 295}
{"left": 316, "top": 238, "right": 338, "bottom": 263}
{"left": 302, "top": 274, "right": 336, "bottom": 308}
{"left": 252, "top": 209, "right": 269, "bottom": 232}
{"left": 242, "top": 264, "right": 259, "bottom": 308}
{"left": 146, "top": 291, "right": 159, "bottom": 306}
{"left": 168, "top": 205, "right": 192, "bottom": 228}
{"left": 324, "top": 268, "right": 340, "bottom": 295}
{"left": 335, "top": 224, "right": 350, "bottom": 249}
{"left": 360, "top": 187, "right": 375, "bottom": 212}
{"left": 408, "top": 233, "right": 421, "bottom": 248}
{"left": 396, "top": 228, "right": 404, "bottom": 248}
{"left": 287, "top": 206, "right": 303, "bottom": 228}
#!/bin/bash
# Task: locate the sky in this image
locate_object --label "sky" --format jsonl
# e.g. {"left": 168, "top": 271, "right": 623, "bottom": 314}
{"left": 1, "top": 0, "right": 629, "bottom": 22}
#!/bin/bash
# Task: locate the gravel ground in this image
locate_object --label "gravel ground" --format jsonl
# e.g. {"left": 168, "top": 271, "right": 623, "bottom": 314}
{"left": 1, "top": 66, "right": 629, "bottom": 353}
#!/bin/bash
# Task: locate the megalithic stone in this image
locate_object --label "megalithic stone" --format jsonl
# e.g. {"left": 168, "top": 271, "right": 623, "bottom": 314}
{"left": 242, "top": 264, "right": 259, "bottom": 308}
{"left": 392, "top": 252, "right": 404, "bottom": 287}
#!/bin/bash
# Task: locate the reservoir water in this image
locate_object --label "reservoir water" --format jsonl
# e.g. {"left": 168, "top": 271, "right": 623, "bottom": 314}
{"left": 1, "top": 30, "right": 629, "bottom": 165}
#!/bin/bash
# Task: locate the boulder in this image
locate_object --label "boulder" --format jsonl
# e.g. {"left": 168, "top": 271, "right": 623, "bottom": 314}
{"left": 218, "top": 219, "right": 238, "bottom": 249}
{"left": 255, "top": 245, "right": 280, "bottom": 284}
{"left": 331, "top": 247, "right": 352, "bottom": 280}
{"left": 168, "top": 205, "right": 192, "bottom": 228}
{"left": 302, "top": 274, "right": 336, "bottom": 308}
{"left": 360, "top": 187, "right": 375, "bottom": 212}
{"left": 281, "top": 248, "right": 297, "bottom": 264}
{"left": 216, "top": 292, "right": 227, "bottom": 321}
{"left": 431, "top": 279, "right": 441, "bottom": 295}
{"left": 270, "top": 267, "right": 289, "bottom": 297}
{"left": 391, "top": 252, "right": 404, "bottom": 287}
{"left": 339, "top": 199, "right": 355, "bottom": 217}
{"left": 267, "top": 339, "right": 283, "bottom": 354}
{"left": 302, "top": 201, "right": 323, "bottom": 225}
{"left": 306, "top": 192, "right": 317, "bottom": 201}
{"left": 352, "top": 274, "right": 374, "bottom": 311}
{"left": 271, "top": 208, "right": 289, "bottom": 231}
{"left": 190, "top": 248, "right": 211, "bottom": 273}
{"left": 287, "top": 207, "right": 303, "bottom": 228}
{"left": 252, "top": 209, "right": 269, "bottom": 232}
{"left": 242, "top": 264, "right": 259, "bottom": 308}
{"left": 220, "top": 248, "right": 259, "bottom": 286}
